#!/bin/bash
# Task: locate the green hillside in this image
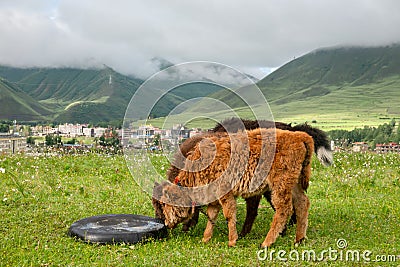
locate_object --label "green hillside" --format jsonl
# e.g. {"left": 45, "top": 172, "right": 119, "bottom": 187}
{"left": 54, "top": 69, "right": 143, "bottom": 124}
{"left": 0, "top": 65, "right": 226, "bottom": 123}
{"left": 186, "top": 44, "right": 400, "bottom": 130}
{"left": 0, "top": 66, "right": 143, "bottom": 123}
{"left": 0, "top": 66, "right": 113, "bottom": 101}
{"left": 261, "top": 45, "right": 400, "bottom": 129}
{"left": 0, "top": 79, "right": 52, "bottom": 121}
{"left": 258, "top": 45, "right": 400, "bottom": 99}
{"left": 149, "top": 82, "right": 226, "bottom": 118}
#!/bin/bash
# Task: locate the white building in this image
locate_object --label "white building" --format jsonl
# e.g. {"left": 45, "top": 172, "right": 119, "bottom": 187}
{"left": 58, "top": 123, "right": 85, "bottom": 137}
{"left": 82, "top": 127, "right": 94, "bottom": 137}
{"left": 93, "top": 127, "right": 106, "bottom": 137}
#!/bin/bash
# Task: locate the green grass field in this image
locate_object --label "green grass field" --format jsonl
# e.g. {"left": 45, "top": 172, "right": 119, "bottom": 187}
{"left": 145, "top": 72, "right": 400, "bottom": 131}
{"left": 1, "top": 152, "right": 399, "bottom": 266}
{"left": 142, "top": 106, "right": 398, "bottom": 131}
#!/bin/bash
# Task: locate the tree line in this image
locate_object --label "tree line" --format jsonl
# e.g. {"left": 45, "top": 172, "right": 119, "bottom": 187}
{"left": 328, "top": 119, "right": 400, "bottom": 148}
{"left": 0, "top": 120, "right": 123, "bottom": 133}
{"left": 0, "top": 120, "right": 12, "bottom": 132}
{"left": 27, "top": 130, "right": 120, "bottom": 148}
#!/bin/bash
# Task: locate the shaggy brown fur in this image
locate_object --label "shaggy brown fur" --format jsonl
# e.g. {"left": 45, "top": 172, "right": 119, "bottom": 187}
{"left": 152, "top": 132, "right": 226, "bottom": 229}
{"left": 154, "top": 118, "right": 331, "bottom": 236}
{"left": 212, "top": 117, "right": 332, "bottom": 166}
{"left": 155, "top": 128, "right": 313, "bottom": 247}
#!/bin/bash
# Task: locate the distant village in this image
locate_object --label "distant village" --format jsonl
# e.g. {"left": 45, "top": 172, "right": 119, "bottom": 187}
{"left": 0, "top": 122, "right": 399, "bottom": 154}
{"left": 0, "top": 122, "right": 204, "bottom": 154}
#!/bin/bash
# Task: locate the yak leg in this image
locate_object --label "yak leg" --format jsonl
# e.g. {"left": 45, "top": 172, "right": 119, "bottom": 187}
{"left": 261, "top": 186, "right": 293, "bottom": 248}
{"left": 219, "top": 194, "right": 238, "bottom": 247}
{"left": 292, "top": 183, "right": 310, "bottom": 244}
{"left": 266, "top": 188, "right": 295, "bottom": 235}
{"left": 202, "top": 203, "right": 221, "bottom": 243}
{"left": 263, "top": 190, "right": 274, "bottom": 211}
{"left": 182, "top": 207, "right": 200, "bottom": 232}
{"left": 264, "top": 190, "right": 291, "bottom": 236}
{"left": 288, "top": 211, "right": 297, "bottom": 226}
{"left": 240, "top": 195, "right": 262, "bottom": 237}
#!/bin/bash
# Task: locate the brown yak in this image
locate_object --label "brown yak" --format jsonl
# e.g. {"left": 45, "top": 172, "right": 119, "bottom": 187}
{"left": 153, "top": 118, "right": 332, "bottom": 236}
{"left": 154, "top": 128, "right": 313, "bottom": 247}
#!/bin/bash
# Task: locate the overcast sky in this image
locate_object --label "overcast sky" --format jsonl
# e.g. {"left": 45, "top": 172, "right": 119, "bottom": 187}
{"left": 1, "top": 0, "right": 399, "bottom": 79}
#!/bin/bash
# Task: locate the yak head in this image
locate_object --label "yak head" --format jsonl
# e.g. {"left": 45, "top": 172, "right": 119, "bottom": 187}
{"left": 152, "top": 181, "right": 194, "bottom": 229}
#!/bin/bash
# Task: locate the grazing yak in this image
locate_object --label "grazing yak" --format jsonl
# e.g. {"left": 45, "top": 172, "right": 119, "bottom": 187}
{"left": 154, "top": 128, "right": 314, "bottom": 247}
{"left": 153, "top": 118, "right": 332, "bottom": 236}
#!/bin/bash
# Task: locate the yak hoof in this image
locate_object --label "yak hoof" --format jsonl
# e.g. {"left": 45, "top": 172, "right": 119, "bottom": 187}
{"left": 294, "top": 237, "right": 306, "bottom": 247}
{"left": 228, "top": 240, "right": 237, "bottom": 247}
{"left": 260, "top": 242, "right": 272, "bottom": 249}
{"left": 202, "top": 237, "right": 211, "bottom": 243}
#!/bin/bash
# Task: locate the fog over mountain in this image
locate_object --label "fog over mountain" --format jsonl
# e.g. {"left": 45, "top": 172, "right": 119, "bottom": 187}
{"left": 1, "top": 0, "right": 400, "bottom": 79}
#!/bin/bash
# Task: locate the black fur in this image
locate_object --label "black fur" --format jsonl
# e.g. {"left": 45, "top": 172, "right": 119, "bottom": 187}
{"left": 292, "top": 123, "right": 331, "bottom": 152}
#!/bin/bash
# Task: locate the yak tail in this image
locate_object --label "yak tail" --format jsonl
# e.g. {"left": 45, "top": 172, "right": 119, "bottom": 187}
{"left": 299, "top": 136, "right": 314, "bottom": 191}
{"left": 292, "top": 123, "right": 334, "bottom": 167}
{"left": 317, "top": 146, "right": 334, "bottom": 167}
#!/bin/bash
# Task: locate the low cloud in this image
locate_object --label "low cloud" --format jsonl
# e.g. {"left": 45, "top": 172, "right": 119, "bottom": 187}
{"left": 0, "top": 0, "right": 399, "bottom": 79}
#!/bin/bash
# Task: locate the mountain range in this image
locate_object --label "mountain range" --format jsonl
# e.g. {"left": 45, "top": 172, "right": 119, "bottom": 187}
{"left": 0, "top": 44, "right": 399, "bottom": 126}
{"left": 188, "top": 44, "right": 400, "bottom": 128}
{"left": 259, "top": 44, "right": 400, "bottom": 125}
{"left": 0, "top": 66, "right": 141, "bottom": 123}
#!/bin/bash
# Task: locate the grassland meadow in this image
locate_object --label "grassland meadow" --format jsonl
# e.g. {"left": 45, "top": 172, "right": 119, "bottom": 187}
{"left": 0, "top": 151, "right": 399, "bottom": 266}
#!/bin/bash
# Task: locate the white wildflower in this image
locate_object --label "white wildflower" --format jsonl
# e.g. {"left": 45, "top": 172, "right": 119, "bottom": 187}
{"left": 0, "top": 168, "right": 5, "bottom": 174}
